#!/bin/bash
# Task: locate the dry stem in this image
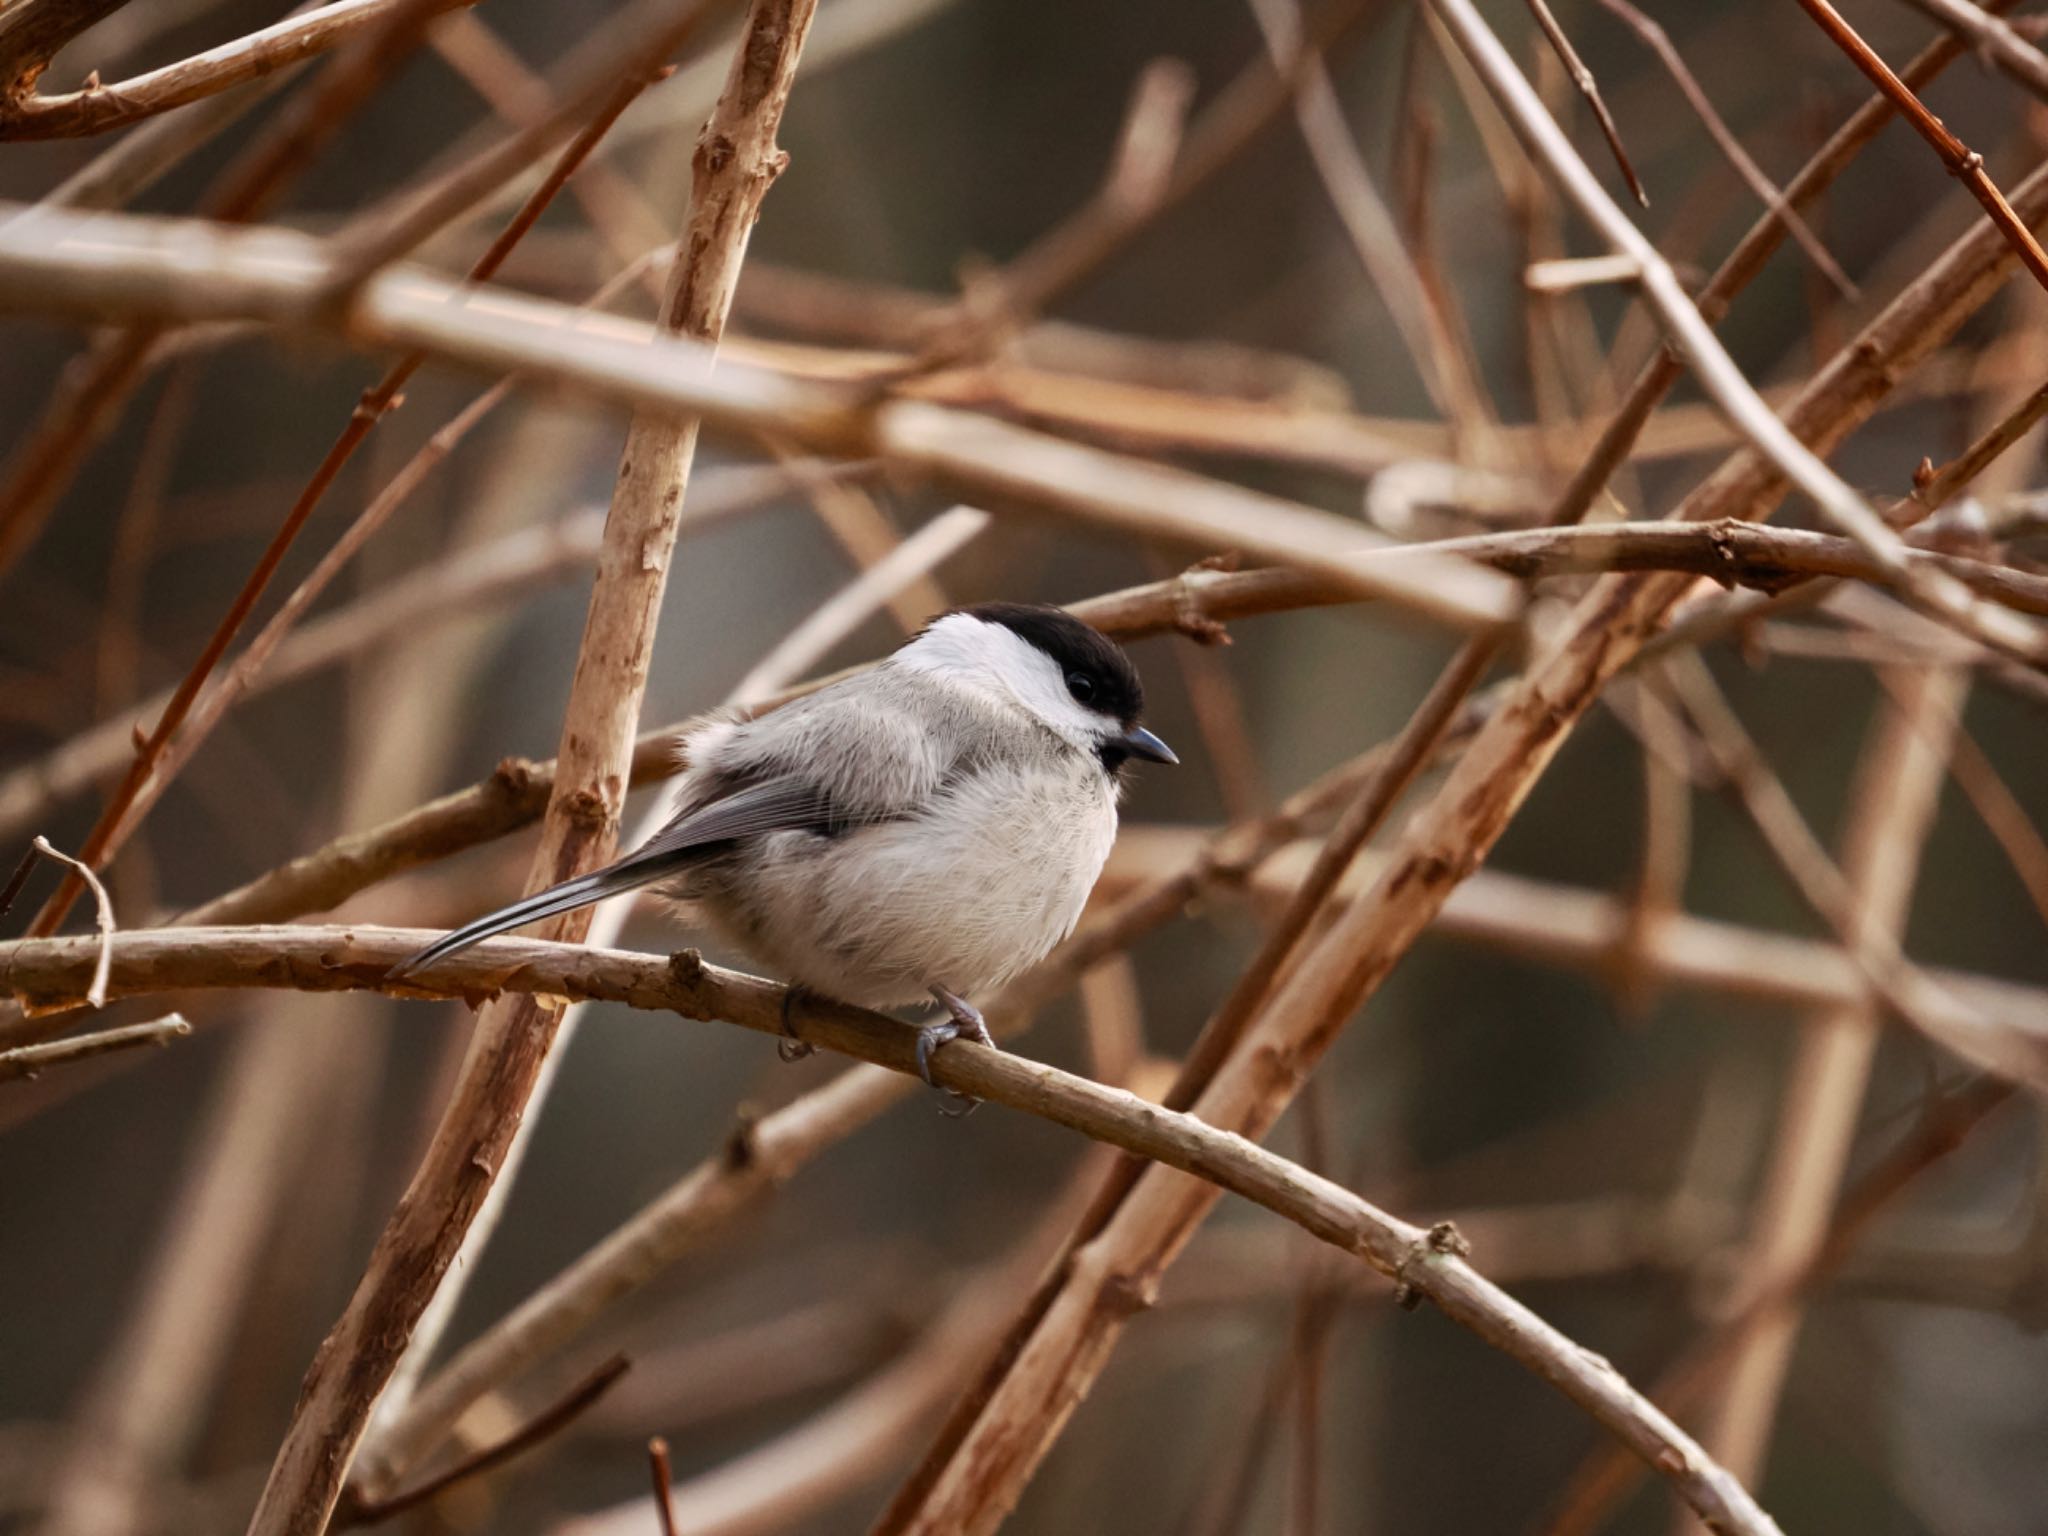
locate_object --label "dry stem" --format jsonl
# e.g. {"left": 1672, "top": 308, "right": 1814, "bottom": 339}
{"left": 239, "top": 3, "right": 821, "bottom": 1531}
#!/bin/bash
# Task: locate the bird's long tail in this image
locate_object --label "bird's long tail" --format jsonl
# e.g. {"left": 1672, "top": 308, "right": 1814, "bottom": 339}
{"left": 386, "top": 854, "right": 676, "bottom": 980}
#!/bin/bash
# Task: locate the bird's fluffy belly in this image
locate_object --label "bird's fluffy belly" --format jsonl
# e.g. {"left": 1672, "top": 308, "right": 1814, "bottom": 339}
{"left": 685, "top": 762, "right": 1116, "bottom": 1008}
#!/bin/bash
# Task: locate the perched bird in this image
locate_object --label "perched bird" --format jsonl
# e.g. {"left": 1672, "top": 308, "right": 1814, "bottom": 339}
{"left": 390, "top": 603, "right": 1175, "bottom": 1093}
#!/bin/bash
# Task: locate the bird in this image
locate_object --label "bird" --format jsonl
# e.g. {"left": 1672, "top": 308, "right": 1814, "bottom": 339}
{"left": 388, "top": 602, "right": 1176, "bottom": 1098}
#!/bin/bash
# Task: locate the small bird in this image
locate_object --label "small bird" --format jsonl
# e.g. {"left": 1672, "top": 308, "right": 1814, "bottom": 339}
{"left": 390, "top": 603, "right": 1175, "bottom": 1095}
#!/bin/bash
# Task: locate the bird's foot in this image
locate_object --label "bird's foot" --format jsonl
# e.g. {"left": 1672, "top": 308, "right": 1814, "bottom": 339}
{"left": 918, "top": 985, "right": 996, "bottom": 1116}
{"left": 778, "top": 984, "right": 816, "bottom": 1063}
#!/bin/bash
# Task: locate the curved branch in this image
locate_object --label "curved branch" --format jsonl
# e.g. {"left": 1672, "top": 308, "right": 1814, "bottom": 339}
{"left": 0, "top": 0, "right": 477, "bottom": 141}
{"left": 0, "top": 921, "right": 1780, "bottom": 1536}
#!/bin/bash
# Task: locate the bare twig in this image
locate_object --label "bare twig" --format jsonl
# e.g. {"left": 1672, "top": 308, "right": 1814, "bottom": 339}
{"left": 0, "top": 1013, "right": 186, "bottom": 1083}
{"left": 20, "top": 72, "right": 659, "bottom": 941}
{"left": 0, "top": 0, "right": 129, "bottom": 98}
{"left": 1246, "top": 0, "right": 1493, "bottom": 435}
{"left": 26, "top": 837, "right": 113, "bottom": 1005}
{"left": 1590, "top": 0, "right": 1856, "bottom": 298}
{"left": 0, "top": 207, "right": 1519, "bottom": 630}
{"left": 1663, "top": 654, "right": 2042, "bottom": 1089}
{"left": 1433, "top": 0, "right": 2048, "bottom": 667}
{"left": 877, "top": 10, "right": 2048, "bottom": 1525}
{"left": 1107, "top": 828, "right": 2048, "bottom": 1030}
{"left": 647, "top": 1439, "right": 679, "bottom": 1536}
{"left": 333, "top": 1355, "right": 630, "bottom": 1528}
{"left": 313, "top": 0, "right": 724, "bottom": 293}
{"left": 1897, "top": 0, "right": 2048, "bottom": 102}
{"left": 1691, "top": 665, "right": 1963, "bottom": 1484}
{"left": 1912, "top": 373, "right": 2048, "bottom": 513}
{"left": 1793, "top": 0, "right": 2048, "bottom": 294}
{"left": 1521, "top": 0, "right": 1648, "bottom": 205}
{"left": 0, "top": 0, "right": 479, "bottom": 140}
{"left": 1543, "top": 1075, "right": 2018, "bottom": 1536}
{"left": 0, "top": 462, "right": 858, "bottom": 845}
{"left": 1523, "top": 5, "right": 2012, "bottom": 554}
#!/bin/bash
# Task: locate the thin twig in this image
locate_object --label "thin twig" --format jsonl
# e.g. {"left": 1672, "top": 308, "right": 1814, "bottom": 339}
{"left": 1521, "top": 0, "right": 1648, "bottom": 205}
{"left": 22, "top": 0, "right": 593, "bottom": 937}
{"left": 1896, "top": 0, "right": 2048, "bottom": 102}
{"left": 1690, "top": 664, "right": 1963, "bottom": 1483}
{"left": 332, "top": 1355, "right": 630, "bottom": 1528}
{"left": 0, "top": 462, "right": 860, "bottom": 846}
{"left": 1793, "top": 0, "right": 2048, "bottom": 294}
{"left": 0, "top": 206, "right": 1520, "bottom": 630}
{"left": 1662, "top": 653, "right": 2038, "bottom": 1090}
{"left": 1435, "top": 0, "right": 2048, "bottom": 668}
{"left": 878, "top": 8, "right": 2048, "bottom": 1525}
{"left": 647, "top": 1439, "right": 679, "bottom": 1536}
{"left": 312, "top": 0, "right": 725, "bottom": 294}
{"left": 1590, "top": 0, "right": 1856, "bottom": 298}
{"left": 1247, "top": 0, "right": 1493, "bottom": 435}
{"left": 1534, "top": 6, "right": 2007, "bottom": 535}
{"left": 1543, "top": 1075, "right": 2018, "bottom": 1536}
{"left": 28, "top": 837, "right": 113, "bottom": 1005}
{"left": 0, "top": 1013, "right": 187, "bottom": 1083}
{"left": 0, "top": 0, "right": 478, "bottom": 140}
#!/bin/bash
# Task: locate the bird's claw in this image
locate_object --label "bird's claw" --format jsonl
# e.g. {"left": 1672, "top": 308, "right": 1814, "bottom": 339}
{"left": 920, "top": 986, "right": 995, "bottom": 1115}
{"left": 778, "top": 985, "right": 816, "bottom": 1063}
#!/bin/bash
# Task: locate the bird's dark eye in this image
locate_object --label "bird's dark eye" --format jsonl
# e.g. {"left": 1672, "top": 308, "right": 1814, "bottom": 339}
{"left": 1066, "top": 671, "right": 1097, "bottom": 705}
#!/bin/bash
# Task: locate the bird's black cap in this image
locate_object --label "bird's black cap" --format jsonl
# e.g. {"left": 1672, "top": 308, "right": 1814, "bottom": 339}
{"left": 957, "top": 602, "right": 1145, "bottom": 725}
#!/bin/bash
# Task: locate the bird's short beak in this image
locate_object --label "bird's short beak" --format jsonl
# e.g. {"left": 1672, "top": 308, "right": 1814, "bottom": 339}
{"left": 1121, "top": 725, "right": 1178, "bottom": 765}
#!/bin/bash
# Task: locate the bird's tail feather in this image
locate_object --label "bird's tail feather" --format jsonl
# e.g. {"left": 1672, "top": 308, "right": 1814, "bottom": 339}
{"left": 387, "top": 854, "right": 675, "bottom": 979}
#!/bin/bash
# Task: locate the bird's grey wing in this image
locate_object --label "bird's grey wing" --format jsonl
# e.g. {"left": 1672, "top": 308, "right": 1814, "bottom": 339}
{"left": 387, "top": 775, "right": 846, "bottom": 977}
{"left": 621, "top": 773, "right": 846, "bottom": 867}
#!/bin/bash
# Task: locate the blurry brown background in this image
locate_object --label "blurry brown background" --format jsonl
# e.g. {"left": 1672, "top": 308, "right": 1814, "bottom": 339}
{"left": 3, "top": 0, "right": 2046, "bottom": 1532}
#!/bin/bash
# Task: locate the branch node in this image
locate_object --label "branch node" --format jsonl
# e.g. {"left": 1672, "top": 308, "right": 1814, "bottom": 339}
{"left": 1170, "top": 554, "right": 1238, "bottom": 645}
{"left": 1392, "top": 1220, "right": 1472, "bottom": 1310}
{"left": 559, "top": 786, "right": 613, "bottom": 831}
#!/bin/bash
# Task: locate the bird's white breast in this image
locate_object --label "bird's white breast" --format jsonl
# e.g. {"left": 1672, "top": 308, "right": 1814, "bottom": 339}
{"left": 694, "top": 754, "right": 1118, "bottom": 1008}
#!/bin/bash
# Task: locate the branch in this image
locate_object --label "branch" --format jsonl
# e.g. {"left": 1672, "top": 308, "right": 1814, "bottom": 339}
{"left": 1794, "top": 0, "right": 2048, "bottom": 295}
{"left": 0, "top": 462, "right": 863, "bottom": 848}
{"left": 1590, "top": 0, "right": 1855, "bottom": 299}
{"left": 331, "top": 1355, "right": 630, "bottom": 1528}
{"left": 1532, "top": 7, "right": 2001, "bottom": 533}
{"left": 875, "top": 8, "right": 2048, "bottom": 1526}
{"left": 241, "top": 3, "right": 823, "bottom": 1532}
{"left": 0, "top": 0, "right": 478, "bottom": 141}
{"left": 1896, "top": 0, "right": 2048, "bottom": 103}
{"left": 1687, "top": 666, "right": 1964, "bottom": 1482}
{"left": 0, "top": 923, "right": 1793, "bottom": 1536}
{"left": 0, "top": 1013, "right": 187, "bottom": 1083}
{"left": 1521, "top": 0, "right": 1646, "bottom": 206}
{"left": 1435, "top": 0, "right": 2048, "bottom": 668}
{"left": 0, "top": 0, "right": 129, "bottom": 99}
{"left": 21, "top": 71, "right": 659, "bottom": 940}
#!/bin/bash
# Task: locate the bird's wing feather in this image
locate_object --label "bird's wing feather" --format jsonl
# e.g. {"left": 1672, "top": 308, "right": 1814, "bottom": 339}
{"left": 388, "top": 775, "right": 845, "bottom": 977}
{"left": 624, "top": 773, "right": 844, "bottom": 866}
